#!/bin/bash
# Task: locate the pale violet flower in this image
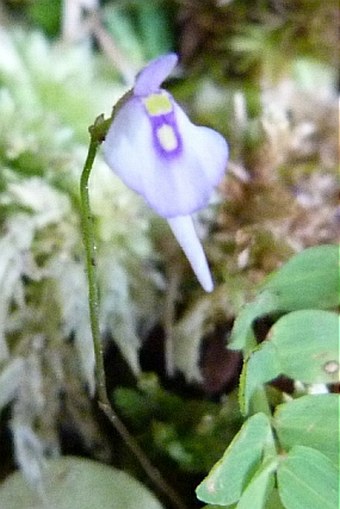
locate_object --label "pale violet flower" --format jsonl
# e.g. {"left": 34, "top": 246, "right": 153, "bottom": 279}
{"left": 103, "top": 53, "right": 228, "bottom": 292}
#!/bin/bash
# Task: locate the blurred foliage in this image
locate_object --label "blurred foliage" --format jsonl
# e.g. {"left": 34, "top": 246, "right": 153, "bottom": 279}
{"left": 28, "top": 0, "right": 62, "bottom": 36}
{"left": 176, "top": 0, "right": 338, "bottom": 75}
{"left": 3, "top": 0, "right": 62, "bottom": 36}
{"left": 114, "top": 373, "right": 242, "bottom": 473}
{"left": 102, "top": 0, "right": 176, "bottom": 62}
{"left": 0, "top": 1, "right": 338, "bottom": 508}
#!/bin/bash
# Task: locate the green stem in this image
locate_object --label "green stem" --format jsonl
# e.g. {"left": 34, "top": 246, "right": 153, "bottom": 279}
{"left": 80, "top": 138, "right": 106, "bottom": 399}
{"left": 80, "top": 135, "right": 186, "bottom": 509}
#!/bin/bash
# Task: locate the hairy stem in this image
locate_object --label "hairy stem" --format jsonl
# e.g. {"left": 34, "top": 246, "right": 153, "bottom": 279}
{"left": 80, "top": 134, "right": 187, "bottom": 509}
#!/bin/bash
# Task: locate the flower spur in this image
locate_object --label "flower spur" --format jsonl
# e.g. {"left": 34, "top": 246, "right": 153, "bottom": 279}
{"left": 103, "top": 53, "right": 228, "bottom": 291}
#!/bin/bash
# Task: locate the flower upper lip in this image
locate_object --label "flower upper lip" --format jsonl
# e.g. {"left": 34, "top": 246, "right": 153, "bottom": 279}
{"left": 134, "top": 53, "right": 178, "bottom": 96}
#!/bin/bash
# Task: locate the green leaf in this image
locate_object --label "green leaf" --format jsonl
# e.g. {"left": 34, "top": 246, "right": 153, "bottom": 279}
{"left": 196, "top": 413, "right": 274, "bottom": 506}
{"left": 239, "top": 341, "right": 281, "bottom": 415}
{"left": 265, "top": 488, "right": 286, "bottom": 509}
{"left": 229, "top": 245, "right": 339, "bottom": 351}
{"left": 241, "top": 310, "right": 339, "bottom": 412}
{"left": 273, "top": 394, "right": 339, "bottom": 466}
{"left": 269, "top": 310, "right": 339, "bottom": 383}
{"left": 0, "top": 457, "right": 164, "bottom": 509}
{"left": 277, "top": 446, "right": 339, "bottom": 509}
{"left": 261, "top": 245, "right": 339, "bottom": 311}
{"left": 229, "top": 291, "right": 278, "bottom": 351}
{"left": 236, "top": 456, "right": 278, "bottom": 509}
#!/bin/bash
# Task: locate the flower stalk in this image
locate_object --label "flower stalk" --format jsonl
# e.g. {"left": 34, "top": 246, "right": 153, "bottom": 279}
{"left": 79, "top": 52, "right": 228, "bottom": 507}
{"left": 80, "top": 117, "right": 187, "bottom": 509}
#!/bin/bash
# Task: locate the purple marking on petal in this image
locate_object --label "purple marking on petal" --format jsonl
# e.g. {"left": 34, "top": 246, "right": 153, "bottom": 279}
{"left": 140, "top": 93, "right": 183, "bottom": 159}
{"left": 134, "top": 53, "right": 178, "bottom": 96}
{"left": 148, "top": 111, "right": 183, "bottom": 159}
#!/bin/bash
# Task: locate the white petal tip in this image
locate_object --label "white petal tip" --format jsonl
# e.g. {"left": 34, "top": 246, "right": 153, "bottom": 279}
{"left": 202, "top": 278, "right": 214, "bottom": 293}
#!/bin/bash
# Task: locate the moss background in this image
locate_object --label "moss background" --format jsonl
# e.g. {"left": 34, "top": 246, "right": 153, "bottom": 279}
{"left": 0, "top": 1, "right": 338, "bottom": 508}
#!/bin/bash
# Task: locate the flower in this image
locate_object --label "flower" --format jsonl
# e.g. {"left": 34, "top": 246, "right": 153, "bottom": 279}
{"left": 103, "top": 53, "right": 228, "bottom": 292}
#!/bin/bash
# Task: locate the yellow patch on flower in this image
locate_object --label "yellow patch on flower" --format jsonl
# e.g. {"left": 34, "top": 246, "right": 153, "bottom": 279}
{"left": 156, "top": 124, "right": 178, "bottom": 151}
{"left": 144, "top": 93, "right": 172, "bottom": 116}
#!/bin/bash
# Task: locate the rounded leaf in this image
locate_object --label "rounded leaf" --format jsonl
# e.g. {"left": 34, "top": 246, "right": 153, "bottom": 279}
{"left": 269, "top": 310, "right": 339, "bottom": 384}
{"left": 273, "top": 394, "right": 339, "bottom": 465}
{"left": 277, "top": 446, "right": 338, "bottom": 509}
